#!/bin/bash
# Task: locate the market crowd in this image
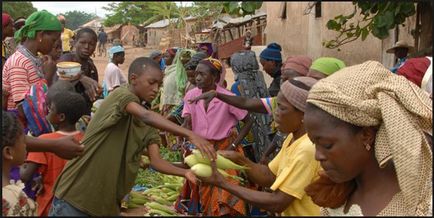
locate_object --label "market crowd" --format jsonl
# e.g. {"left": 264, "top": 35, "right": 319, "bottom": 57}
{"left": 2, "top": 10, "right": 432, "bottom": 217}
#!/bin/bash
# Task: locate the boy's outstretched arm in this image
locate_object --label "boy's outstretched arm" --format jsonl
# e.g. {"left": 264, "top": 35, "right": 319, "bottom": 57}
{"left": 25, "top": 135, "right": 84, "bottom": 160}
{"left": 147, "top": 144, "right": 197, "bottom": 184}
{"left": 126, "top": 101, "right": 216, "bottom": 160}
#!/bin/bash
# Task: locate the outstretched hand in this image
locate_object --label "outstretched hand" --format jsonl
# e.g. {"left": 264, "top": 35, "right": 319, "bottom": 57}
{"left": 188, "top": 134, "right": 216, "bottom": 161}
{"left": 188, "top": 90, "right": 217, "bottom": 104}
{"left": 79, "top": 75, "right": 101, "bottom": 102}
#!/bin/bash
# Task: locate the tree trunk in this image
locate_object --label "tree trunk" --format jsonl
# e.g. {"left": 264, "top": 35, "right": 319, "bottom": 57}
{"left": 419, "top": 1, "right": 432, "bottom": 54}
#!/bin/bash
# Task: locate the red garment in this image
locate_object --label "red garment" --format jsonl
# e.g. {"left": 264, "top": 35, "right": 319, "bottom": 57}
{"left": 397, "top": 57, "right": 430, "bottom": 87}
{"left": 2, "top": 12, "right": 11, "bottom": 27}
{"left": 26, "top": 131, "right": 84, "bottom": 216}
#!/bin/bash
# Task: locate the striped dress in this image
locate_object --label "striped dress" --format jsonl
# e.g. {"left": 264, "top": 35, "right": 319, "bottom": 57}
{"left": 2, "top": 45, "right": 45, "bottom": 110}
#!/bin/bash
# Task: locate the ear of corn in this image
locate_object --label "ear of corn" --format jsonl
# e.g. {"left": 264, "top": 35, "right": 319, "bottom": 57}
{"left": 191, "top": 163, "right": 213, "bottom": 177}
{"left": 148, "top": 208, "right": 174, "bottom": 216}
{"left": 153, "top": 196, "right": 173, "bottom": 206}
{"left": 146, "top": 202, "right": 177, "bottom": 215}
{"left": 141, "top": 155, "right": 150, "bottom": 165}
{"left": 184, "top": 154, "right": 200, "bottom": 167}
{"left": 192, "top": 149, "right": 249, "bottom": 170}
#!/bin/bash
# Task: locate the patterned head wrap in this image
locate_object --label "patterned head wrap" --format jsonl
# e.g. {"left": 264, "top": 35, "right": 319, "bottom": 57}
{"left": 310, "top": 57, "right": 346, "bottom": 76}
{"left": 14, "top": 10, "right": 62, "bottom": 43}
{"left": 198, "top": 57, "right": 223, "bottom": 77}
{"left": 307, "top": 61, "right": 432, "bottom": 214}
{"left": 280, "top": 77, "right": 318, "bottom": 112}
{"left": 282, "top": 55, "right": 313, "bottom": 76}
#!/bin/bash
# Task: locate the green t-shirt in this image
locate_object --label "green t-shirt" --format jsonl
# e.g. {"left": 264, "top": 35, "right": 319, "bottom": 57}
{"left": 53, "top": 84, "right": 161, "bottom": 216}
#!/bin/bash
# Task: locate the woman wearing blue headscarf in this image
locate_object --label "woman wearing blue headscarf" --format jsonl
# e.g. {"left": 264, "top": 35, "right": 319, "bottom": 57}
{"left": 102, "top": 45, "right": 126, "bottom": 98}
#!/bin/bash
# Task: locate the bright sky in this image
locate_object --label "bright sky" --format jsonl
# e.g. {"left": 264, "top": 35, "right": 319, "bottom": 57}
{"left": 32, "top": 1, "right": 193, "bottom": 18}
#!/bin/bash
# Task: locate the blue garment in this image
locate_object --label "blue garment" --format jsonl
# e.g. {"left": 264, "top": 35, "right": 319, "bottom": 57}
{"left": 390, "top": 57, "right": 407, "bottom": 74}
{"left": 49, "top": 197, "right": 88, "bottom": 216}
{"left": 230, "top": 80, "right": 241, "bottom": 96}
{"left": 160, "top": 58, "right": 166, "bottom": 71}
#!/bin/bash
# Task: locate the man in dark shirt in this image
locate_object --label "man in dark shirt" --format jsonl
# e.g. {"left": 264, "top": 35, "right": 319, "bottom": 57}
{"left": 97, "top": 28, "right": 108, "bottom": 57}
{"left": 259, "top": 43, "right": 283, "bottom": 97}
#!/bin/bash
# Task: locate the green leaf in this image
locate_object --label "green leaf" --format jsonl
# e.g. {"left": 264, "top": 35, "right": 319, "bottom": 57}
{"left": 326, "top": 20, "right": 341, "bottom": 31}
{"left": 241, "top": 2, "right": 255, "bottom": 13}
{"left": 228, "top": 2, "right": 239, "bottom": 14}
{"left": 361, "top": 28, "right": 369, "bottom": 40}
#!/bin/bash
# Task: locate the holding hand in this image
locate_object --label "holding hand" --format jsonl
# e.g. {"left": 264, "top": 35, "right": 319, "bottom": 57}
{"left": 197, "top": 161, "right": 225, "bottom": 187}
{"left": 188, "top": 90, "right": 217, "bottom": 104}
{"left": 79, "top": 75, "right": 101, "bottom": 102}
{"left": 184, "top": 169, "right": 199, "bottom": 185}
{"left": 188, "top": 133, "right": 216, "bottom": 161}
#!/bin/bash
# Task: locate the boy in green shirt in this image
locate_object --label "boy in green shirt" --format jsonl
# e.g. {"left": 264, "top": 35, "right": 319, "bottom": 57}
{"left": 50, "top": 57, "right": 215, "bottom": 216}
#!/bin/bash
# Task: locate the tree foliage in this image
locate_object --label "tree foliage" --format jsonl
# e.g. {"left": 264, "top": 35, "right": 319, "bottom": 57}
{"left": 102, "top": 2, "right": 178, "bottom": 27}
{"left": 324, "top": 1, "right": 416, "bottom": 49}
{"left": 2, "top": 1, "right": 37, "bottom": 19}
{"left": 59, "top": 10, "right": 96, "bottom": 30}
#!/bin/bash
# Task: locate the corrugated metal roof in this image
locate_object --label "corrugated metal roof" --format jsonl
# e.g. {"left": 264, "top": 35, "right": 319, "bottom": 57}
{"left": 144, "top": 16, "right": 196, "bottom": 29}
{"left": 212, "top": 11, "right": 267, "bottom": 29}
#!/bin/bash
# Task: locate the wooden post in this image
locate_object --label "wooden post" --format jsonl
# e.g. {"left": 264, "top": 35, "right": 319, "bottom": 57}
{"left": 228, "top": 28, "right": 234, "bottom": 41}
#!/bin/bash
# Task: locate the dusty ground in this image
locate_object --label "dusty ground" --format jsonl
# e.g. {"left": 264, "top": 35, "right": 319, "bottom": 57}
{"left": 92, "top": 45, "right": 272, "bottom": 89}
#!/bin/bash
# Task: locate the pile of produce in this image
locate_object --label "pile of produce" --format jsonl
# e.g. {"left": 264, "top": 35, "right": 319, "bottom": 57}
{"left": 126, "top": 174, "right": 184, "bottom": 216}
{"left": 124, "top": 147, "right": 184, "bottom": 216}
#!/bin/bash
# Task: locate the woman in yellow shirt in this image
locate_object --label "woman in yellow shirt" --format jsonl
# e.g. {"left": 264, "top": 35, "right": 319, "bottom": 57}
{"left": 198, "top": 76, "right": 321, "bottom": 216}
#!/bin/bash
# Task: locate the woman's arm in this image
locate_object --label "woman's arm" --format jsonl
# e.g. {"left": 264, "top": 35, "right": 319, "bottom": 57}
{"left": 125, "top": 101, "right": 216, "bottom": 160}
{"left": 200, "top": 161, "right": 294, "bottom": 213}
{"left": 188, "top": 90, "right": 268, "bottom": 114}
{"left": 228, "top": 114, "right": 254, "bottom": 150}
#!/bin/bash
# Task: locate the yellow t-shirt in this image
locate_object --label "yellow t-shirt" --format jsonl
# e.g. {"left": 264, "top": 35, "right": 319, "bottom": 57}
{"left": 61, "top": 28, "right": 75, "bottom": 52}
{"left": 268, "top": 134, "right": 321, "bottom": 216}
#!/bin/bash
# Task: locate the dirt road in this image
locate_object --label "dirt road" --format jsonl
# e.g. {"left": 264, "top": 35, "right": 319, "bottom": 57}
{"left": 92, "top": 45, "right": 272, "bottom": 89}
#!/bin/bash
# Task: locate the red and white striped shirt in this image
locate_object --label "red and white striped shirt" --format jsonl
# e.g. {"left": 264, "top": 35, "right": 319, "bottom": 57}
{"left": 2, "top": 49, "right": 45, "bottom": 110}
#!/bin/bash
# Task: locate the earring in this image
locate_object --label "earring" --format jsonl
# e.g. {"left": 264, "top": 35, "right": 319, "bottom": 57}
{"left": 364, "top": 143, "right": 371, "bottom": 151}
{"left": 39, "top": 39, "right": 42, "bottom": 43}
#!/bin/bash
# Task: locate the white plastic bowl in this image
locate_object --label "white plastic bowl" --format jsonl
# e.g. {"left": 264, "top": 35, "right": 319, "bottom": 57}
{"left": 56, "top": 62, "right": 81, "bottom": 80}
